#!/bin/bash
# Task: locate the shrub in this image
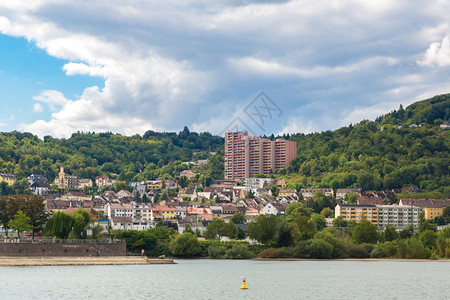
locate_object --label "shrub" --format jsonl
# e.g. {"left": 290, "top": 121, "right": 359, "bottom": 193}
{"left": 314, "top": 231, "right": 348, "bottom": 258}
{"left": 307, "top": 239, "right": 333, "bottom": 259}
{"left": 370, "top": 242, "right": 398, "bottom": 258}
{"left": 258, "top": 247, "right": 294, "bottom": 258}
{"left": 208, "top": 244, "right": 227, "bottom": 259}
{"left": 294, "top": 240, "right": 312, "bottom": 258}
{"left": 169, "top": 233, "right": 200, "bottom": 257}
{"left": 419, "top": 230, "right": 438, "bottom": 249}
{"left": 347, "top": 243, "right": 371, "bottom": 258}
{"left": 225, "top": 244, "right": 253, "bottom": 259}
{"left": 398, "top": 238, "right": 431, "bottom": 259}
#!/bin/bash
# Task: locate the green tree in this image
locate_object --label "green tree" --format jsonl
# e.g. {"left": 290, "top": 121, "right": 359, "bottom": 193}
{"left": 44, "top": 211, "right": 74, "bottom": 239}
{"left": 91, "top": 224, "right": 104, "bottom": 239}
{"left": 179, "top": 176, "right": 188, "bottom": 188}
{"left": 230, "top": 212, "right": 246, "bottom": 224}
{"left": 419, "top": 230, "right": 437, "bottom": 249}
{"left": 311, "top": 213, "right": 326, "bottom": 231}
{"left": 71, "top": 209, "right": 93, "bottom": 239}
{"left": 418, "top": 211, "right": 436, "bottom": 233}
{"left": 383, "top": 225, "right": 398, "bottom": 242}
{"left": 332, "top": 216, "right": 349, "bottom": 228}
{"left": 345, "top": 192, "right": 359, "bottom": 205}
{"left": 169, "top": 233, "right": 200, "bottom": 257}
{"left": 204, "top": 219, "right": 235, "bottom": 240}
{"left": 320, "top": 207, "right": 334, "bottom": 218}
{"left": 351, "top": 220, "right": 379, "bottom": 244}
{"left": 8, "top": 210, "right": 33, "bottom": 238}
{"left": 248, "top": 214, "right": 279, "bottom": 244}
{"left": 20, "top": 195, "right": 48, "bottom": 239}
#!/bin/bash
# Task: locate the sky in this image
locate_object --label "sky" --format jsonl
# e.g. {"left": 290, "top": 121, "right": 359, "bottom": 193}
{"left": 0, "top": 0, "right": 449, "bottom": 138}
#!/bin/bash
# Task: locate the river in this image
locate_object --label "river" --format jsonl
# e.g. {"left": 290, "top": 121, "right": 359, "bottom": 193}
{"left": 1, "top": 259, "right": 448, "bottom": 299}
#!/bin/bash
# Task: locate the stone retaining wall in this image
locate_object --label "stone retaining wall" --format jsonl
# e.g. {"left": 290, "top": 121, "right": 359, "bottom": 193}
{"left": 0, "top": 242, "right": 126, "bottom": 256}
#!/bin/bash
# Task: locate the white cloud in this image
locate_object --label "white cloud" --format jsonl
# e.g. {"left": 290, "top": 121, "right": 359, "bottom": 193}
{"left": 33, "top": 103, "right": 44, "bottom": 112}
{"left": 418, "top": 34, "right": 450, "bottom": 67}
{"left": 1, "top": 0, "right": 450, "bottom": 137}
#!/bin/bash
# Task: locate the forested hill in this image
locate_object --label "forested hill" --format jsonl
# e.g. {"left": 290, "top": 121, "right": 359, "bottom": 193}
{"left": 280, "top": 94, "right": 450, "bottom": 197}
{"left": 0, "top": 127, "right": 224, "bottom": 183}
{"left": 0, "top": 94, "right": 449, "bottom": 197}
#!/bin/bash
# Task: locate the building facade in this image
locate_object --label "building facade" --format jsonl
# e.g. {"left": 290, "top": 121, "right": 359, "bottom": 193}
{"left": 224, "top": 131, "right": 297, "bottom": 181}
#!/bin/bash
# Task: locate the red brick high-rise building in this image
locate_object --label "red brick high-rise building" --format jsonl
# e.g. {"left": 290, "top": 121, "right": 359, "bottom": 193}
{"left": 224, "top": 131, "right": 297, "bottom": 181}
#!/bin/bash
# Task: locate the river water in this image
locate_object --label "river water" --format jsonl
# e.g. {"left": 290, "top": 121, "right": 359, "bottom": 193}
{"left": 0, "top": 259, "right": 448, "bottom": 299}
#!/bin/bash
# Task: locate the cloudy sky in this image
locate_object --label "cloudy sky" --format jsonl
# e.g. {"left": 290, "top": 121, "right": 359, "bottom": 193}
{"left": 0, "top": 0, "right": 449, "bottom": 138}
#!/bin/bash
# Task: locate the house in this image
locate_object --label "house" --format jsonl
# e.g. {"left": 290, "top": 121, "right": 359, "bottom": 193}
{"left": 135, "top": 183, "right": 147, "bottom": 194}
{"left": 147, "top": 180, "right": 163, "bottom": 191}
{"left": 174, "top": 206, "right": 187, "bottom": 220}
{"left": 245, "top": 178, "right": 275, "bottom": 190}
{"left": 186, "top": 207, "right": 213, "bottom": 222}
{"left": 27, "top": 174, "right": 48, "bottom": 185}
{"left": 105, "top": 203, "right": 134, "bottom": 220}
{"left": 275, "top": 179, "right": 287, "bottom": 188}
{"left": 61, "top": 191, "right": 91, "bottom": 201}
{"left": 79, "top": 178, "right": 93, "bottom": 188}
{"left": 178, "top": 188, "right": 197, "bottom": 201}
{"left": 30, "top": 181, "right": 49, "bottom": 195}
{"left": 0, "top": 173, "right": 16, "bottom": 185}
{"left": 110, "top": 216, "right": 133, "bottom": 230}
{"left": 261, "top": 202, "right": 286, "bottom": 216}
{"left": 301, "top": 188, "right": 334, "bottom": 198}
{"left": 399, "top": 199, "right": 450, "bottom": 220}
{"left": 95, "top": 175, "right": 116, "bottom": 188}
{"left": 151, "top": 205, "right": 176, "bottom": 220}
{"left": 117, "top": 189, "right": 132, "bottom": 199}
{"left": 401, "top": 186, "right": 420, "bottom": 194}
{"left": 163, "top": 179, "right": 178, "bottom": 189}
{"left": 336, "top": 188, "right": 362, "bottom": 199}
{"left": 439, "top": 122, "right": 449, "bottom": 129}
{"left": 357, "top": 196, "right": 384, "bottom": 205}
{"left": 278, "top": 189, "right": 296, "bottom": 197}
{"left": 180, "top": 170, "right": 196, "bottom": 179}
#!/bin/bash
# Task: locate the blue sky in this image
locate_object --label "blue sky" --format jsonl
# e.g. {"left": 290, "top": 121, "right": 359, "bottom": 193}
{"left": 0, "top": 1, "right": 449, "bottom": 138}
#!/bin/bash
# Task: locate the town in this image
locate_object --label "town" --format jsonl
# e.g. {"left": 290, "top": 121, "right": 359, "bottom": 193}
{"left": 0, "top": 131, "right": 448, "bottom": 239}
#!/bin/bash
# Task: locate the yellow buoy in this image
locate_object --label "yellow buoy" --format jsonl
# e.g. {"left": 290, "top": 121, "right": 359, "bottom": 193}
{"left": 241, "top": 279, "right": 248, "bottom": 289}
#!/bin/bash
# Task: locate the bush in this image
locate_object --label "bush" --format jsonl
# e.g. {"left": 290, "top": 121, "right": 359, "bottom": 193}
{"left": 258, "top": 247, "right": 294, "bottom": 258}
{"left": 419, "top": 230, "right": 437, "bottom": 249}
{"left": 314, "top": 231, "right": 348, "bottom": 258}
{"left": 294, "top": 240, "right": 312, "bottom": 258}
{"left": 169, "top": 233, "right": 200, "bottom": 257}
{"left": 225, "top": 244, "right": 253, "bottom": 259}
{"left": 436, "top": 237, "right": 450, "bottom": 258}
{"left": 208, "top": 244, "right": 227, "bottom": 259}
{"left": 370, "top": 242, "right": 398, "bottom": 258}
{"left": 307, "top": 239, "right": 333, "bottom": 259}
{"left": 148, "top": 243, "right": 172, "bottom": 257}
{"left": 398, "top": 238, "right": 431, "bottom": 259}
{"left": 347, "top": 243, "right": 371, "bottom": 258}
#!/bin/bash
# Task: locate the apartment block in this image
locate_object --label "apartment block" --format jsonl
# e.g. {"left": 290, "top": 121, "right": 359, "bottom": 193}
{"left": 335, "top": 204, "right": 379, "bottom": 225}
{"left": 224, "top": 131, "right": 297, "bottom": 181}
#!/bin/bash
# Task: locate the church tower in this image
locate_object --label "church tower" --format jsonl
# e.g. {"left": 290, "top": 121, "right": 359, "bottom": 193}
{"left": 58, "top": 166, "right": 65, "bottom": 189}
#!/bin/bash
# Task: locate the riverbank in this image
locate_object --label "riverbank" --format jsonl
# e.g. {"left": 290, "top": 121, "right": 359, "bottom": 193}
{"left": 253, "top": 257, "right": 450, "bottom": 262}
{"left": 0, "top": 256, "right": 176, "bottom": 266}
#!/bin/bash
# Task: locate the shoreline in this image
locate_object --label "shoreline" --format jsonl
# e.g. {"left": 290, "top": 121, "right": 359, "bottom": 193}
{"left": 0, "top": 256, "right": 176, "bottom": 266}
{"left": 252, "top": 257, "right": 450, "bottom": 262}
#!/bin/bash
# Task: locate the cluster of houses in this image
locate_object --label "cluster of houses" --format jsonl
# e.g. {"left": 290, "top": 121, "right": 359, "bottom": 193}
{"left": 1, "top": 171, "right": 449, "bottom": 234}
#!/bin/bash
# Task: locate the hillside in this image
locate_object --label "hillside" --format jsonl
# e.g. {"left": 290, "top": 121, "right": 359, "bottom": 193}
{"left": 280, "top": 94, "right": 450, "bottom": 197}
{"left": 0, "top": 127, "right": 224, "bottom": 183}
{"left": 0, "top": 94, "right": 448, "bottom": 197}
